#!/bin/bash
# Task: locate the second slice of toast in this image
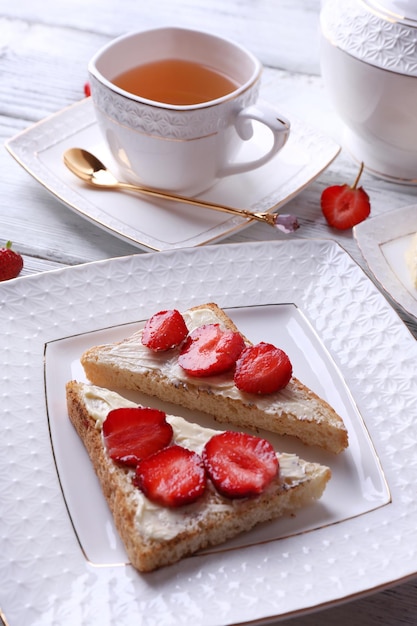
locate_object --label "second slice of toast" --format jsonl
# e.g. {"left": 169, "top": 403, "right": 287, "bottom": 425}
{"left": 66, "top": 381, "right": 331, "bottom": 572}
{"left": 81, "top": 303, "right": 348, "bottom": 454}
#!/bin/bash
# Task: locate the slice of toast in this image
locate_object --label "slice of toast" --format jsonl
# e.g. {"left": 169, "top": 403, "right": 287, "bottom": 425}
{"left": 81, "top": 303, "right": 348, "bottom": 454}
{"left": 66, "top": 380, "right": 331, "bottom": 572}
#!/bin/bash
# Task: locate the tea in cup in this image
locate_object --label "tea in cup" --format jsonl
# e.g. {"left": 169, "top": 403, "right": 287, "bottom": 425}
{"left": 88, "top": 27, "right": 290, "bottom": 195}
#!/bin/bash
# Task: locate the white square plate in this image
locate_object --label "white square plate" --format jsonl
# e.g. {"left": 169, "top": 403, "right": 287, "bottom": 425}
{"left": 354, "top": 204, "right": 417, "bottom": 319}
{"left": 1, "top": 239, "right": 417, "bottom": 626}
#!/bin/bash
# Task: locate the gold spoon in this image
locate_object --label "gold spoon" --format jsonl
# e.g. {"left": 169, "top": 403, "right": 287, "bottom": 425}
{"left": 63, "top": 148, "right": 299, "bottom": 232}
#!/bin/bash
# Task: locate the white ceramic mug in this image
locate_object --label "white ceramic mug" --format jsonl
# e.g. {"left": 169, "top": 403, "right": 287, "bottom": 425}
{"left": 320, "top": 0, "right": 417, "bottom": 183}
{"left": 88, "top": 27, "right": 290, "bottom": 194}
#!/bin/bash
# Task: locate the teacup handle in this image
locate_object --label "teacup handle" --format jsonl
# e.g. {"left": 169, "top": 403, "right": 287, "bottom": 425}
{"left": 217, "top": 102, "right": 290, "bottom": 178}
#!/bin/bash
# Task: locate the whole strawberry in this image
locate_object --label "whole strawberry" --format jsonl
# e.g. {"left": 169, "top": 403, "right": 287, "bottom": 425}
{"left": 321, "top": 162, "right": 371, "bottom": 230}
{"left": 0, "top": 241, "right": 23, "bottom": 281}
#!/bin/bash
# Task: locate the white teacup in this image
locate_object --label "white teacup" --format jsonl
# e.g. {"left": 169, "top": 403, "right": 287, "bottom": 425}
{"left": 88, "top": 27, "right": 290, "bottom": 195}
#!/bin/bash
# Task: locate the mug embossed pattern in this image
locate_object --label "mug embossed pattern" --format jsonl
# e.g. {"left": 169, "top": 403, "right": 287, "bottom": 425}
{"left": 90, "top": 75, "right": 260, "bottom": 140}
{"left": 321, "top": 0, "right": 417, "bottom": 76}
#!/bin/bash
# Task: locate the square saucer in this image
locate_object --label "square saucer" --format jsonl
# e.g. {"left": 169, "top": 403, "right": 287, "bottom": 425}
{"left": 6, "top": 98, "right": 340, "bottom": 251}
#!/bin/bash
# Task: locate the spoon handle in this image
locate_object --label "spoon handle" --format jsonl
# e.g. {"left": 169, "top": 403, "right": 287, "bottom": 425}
{"left": 117, "top": 181, "right": 271, "bottom": 224}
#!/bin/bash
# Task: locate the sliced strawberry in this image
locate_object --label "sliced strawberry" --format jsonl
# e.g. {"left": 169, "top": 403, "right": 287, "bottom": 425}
{"left": 142, "top": 309, "right": 188, "bottom": 351}
{"left": 134, "top": 445, "right": 207, "bottom": 507}
{"left": 203, "top": 431, "right": 279, "bottom": 499}
{"left": 234, "top": 342, "right": 292, "bottom": 394}
{"left": 321, "top": 162, "right": 371, "bottom": 230}
{"left": 178, "top": 323, "right": 245, "bottom": 377}
{"left": 102, "top": 407, "right": 173, "bottom": 467}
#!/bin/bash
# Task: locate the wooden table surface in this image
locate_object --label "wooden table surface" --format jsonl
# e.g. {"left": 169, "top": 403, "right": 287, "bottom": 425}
{"left": 1, "top": 1, "right": 416, "bottom": 624}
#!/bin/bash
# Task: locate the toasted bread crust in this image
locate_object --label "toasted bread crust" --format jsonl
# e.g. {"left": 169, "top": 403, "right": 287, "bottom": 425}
{"left": 81, "top": 303, "right": 348, "bottom": 454}
{"left": 66, "top": 381, "right": 331, "bottom": 572}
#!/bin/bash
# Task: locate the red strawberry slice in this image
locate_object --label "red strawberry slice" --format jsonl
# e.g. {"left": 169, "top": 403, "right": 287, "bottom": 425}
{"left": 134, "top": 445, "right": 207, "bottom": 507}
{"left": 102, "top": 407, "right": 173, "bottom": 467}
{"left": 321, "top": 162, "right": 371, "bottom": 230}
{"left": 234, "top": 342, "right": 292, "bottom": 394}
{"left": 178, "top": 323, "right": 245, "bottom": 377}
{"left": 142, "top": 309, "right": 188, "bottom": 351}
{"left": 203, "top": 431, "right": 279, "bottom": 499}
